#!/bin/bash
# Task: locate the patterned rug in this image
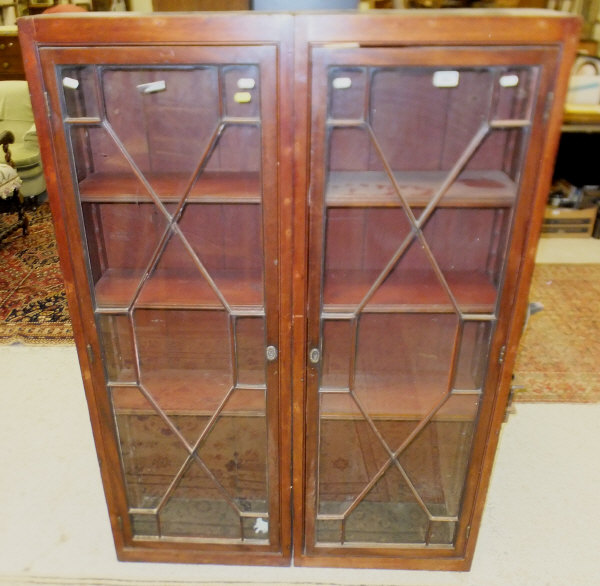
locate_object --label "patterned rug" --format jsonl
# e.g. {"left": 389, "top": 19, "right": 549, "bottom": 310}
{"left": 0, "top": 202, "right": 73, "bottom": 345}
{"left": 513, "top": 263, "right": 600, "bottom": 403}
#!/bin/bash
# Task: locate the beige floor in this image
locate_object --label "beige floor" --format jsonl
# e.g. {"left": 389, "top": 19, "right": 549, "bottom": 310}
{"left": 0, "top": 238, "right": 599, "bottom": 586}
{"left": 535, "top": 235, "right": 600, "bottom": 263}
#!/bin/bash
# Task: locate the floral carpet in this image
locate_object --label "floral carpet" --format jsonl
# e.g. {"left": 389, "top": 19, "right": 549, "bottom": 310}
{"left": 513, "top": 263, "right": 600, "bottom": 403}
{"left": 0, "top": 203, "right": 73, "bottom": 344}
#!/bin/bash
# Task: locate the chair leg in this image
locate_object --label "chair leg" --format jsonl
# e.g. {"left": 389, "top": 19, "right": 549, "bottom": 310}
{"left": 0, "top": 189, "right": 29, "bottom": 244}
{"left": 18, "top": 202, "right": 29, "bottom": 236}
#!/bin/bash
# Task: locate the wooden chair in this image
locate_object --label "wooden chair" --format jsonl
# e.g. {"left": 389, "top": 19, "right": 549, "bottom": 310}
{"left": 0, "top": 130, "right": 29, "bottom": 245}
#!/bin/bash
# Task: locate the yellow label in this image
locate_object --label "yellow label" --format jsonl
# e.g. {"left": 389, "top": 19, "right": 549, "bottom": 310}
{"left": 234, "top": 91, "right": 252, "bottom": 104}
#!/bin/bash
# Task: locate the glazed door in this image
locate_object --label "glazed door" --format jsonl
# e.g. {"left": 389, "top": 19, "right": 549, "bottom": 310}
{"left": 40, "top": 45, "right": 286, "bottom": 560}
{"left": 304, "top": 45, "right": 559, "bottom": 561}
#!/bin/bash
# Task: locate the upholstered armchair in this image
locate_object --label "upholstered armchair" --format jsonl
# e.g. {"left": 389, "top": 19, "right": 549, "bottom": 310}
{"left": 0, "top": 129, "right": 28, "bottom": 245}
{"left": 0, "top": 80, "right": 46, "bottom": 202}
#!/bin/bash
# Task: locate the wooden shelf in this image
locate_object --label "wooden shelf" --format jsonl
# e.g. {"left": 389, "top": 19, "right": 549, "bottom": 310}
{"left": 78, "top": 170, "right": 261, "bottom": 203}
{"left": 323, "top": 269, "right": 497, "bottom": 315}
{"left": 321, "top": 375, "right": 480, "bottom": 422}
{"left": 95, "top": 268, "right": 264, "bottom": 312}
{"left": 326, "top": 170, "right": 516, "bottom": 207}
{"left": 111, "top": 371, "right": 266, "bottom": 416}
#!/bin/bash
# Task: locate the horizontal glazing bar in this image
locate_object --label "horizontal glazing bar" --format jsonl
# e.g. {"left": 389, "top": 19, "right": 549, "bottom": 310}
{"left": 64, "top": 117, "right": 102, "bottom": 125}
{"left": 95, "top": 307, "right": 130, "bottom": 315}
{"left": 94, "top": 304, "right": 265, "bottom": 316}
{"left": 451, "top": 388, "right": 483, "bottom": 395}
{"left": 489, "top": 119, "right": 531, "bottom": 128}
{"left": 460, "top": 313, "right": 497, "bottom": 322}
{"left": 221, "top": 116, "right": 261, "bottom": 125}
{"left": 239, "top": 512, "right": 270, "bottom": 519}
{"left": 107, "top": 381, "right": 138, "bottom": 388}
{"left": 235, "top": 384, "right": 267, "bottom": 391}
{"left": 326, "top": 118, "right": 365, "bottom": 127}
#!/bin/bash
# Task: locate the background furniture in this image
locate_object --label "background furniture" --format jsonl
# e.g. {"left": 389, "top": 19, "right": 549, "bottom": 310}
{"left": 0, "top": 80, "right": 45, "bottom": 201}
{"left": 18, "top": 10, "right": 579, "bottom": 571}
{"left": 0, "top": 29, "right": 24, "bottom": 81}
{"left": 0, "top": 129, "right": 28, "bottom": 244}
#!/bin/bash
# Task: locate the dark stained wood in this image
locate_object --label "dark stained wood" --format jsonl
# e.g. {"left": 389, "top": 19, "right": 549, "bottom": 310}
{"left": 78, "top": 171, "right": 261, "bottom": 202}
{"left": 293, "top": 10, "right": 580, "bottom": 572}
{"left": 326, "top": 170, "right": 516, "bottom": 207}
{"left": 19, "top": 10, "right": 580, "bottom": 571}
{"left": 19, "top": 11, "right": 293, "bottom": 567}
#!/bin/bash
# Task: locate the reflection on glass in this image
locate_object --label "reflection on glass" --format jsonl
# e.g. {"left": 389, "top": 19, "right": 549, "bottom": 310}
{"left": 314, "top": 62, "right": 534, "bottom": 548}
{"left": 97, "top": 314, "right": 135, "bottom": 382}
{"left": 62, "top": 62, "right": 270, "bottom": 543}
{"left": 61, "top": 66, "right": 99, "bottom": 119}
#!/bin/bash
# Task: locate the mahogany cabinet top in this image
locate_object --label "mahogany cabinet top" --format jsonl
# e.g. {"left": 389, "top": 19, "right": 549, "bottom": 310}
{"left": 17, "top": 9, "right": 580, "bottom": 47}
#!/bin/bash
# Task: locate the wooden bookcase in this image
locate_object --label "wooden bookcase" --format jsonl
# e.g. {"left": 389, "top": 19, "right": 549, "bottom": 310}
{"left": 18, "top": 10, "right": 579, "bottom": 571}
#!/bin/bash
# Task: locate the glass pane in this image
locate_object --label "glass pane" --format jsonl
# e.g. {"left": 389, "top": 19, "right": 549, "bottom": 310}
{"left": 329, "top": 67, "right": 367, "bottom": 120}
{"left": 131, "top": 308, "right": 232, "bottom": 442}
{"left": 235, "top": 317, "right": 266, "bottom": 386}
{"left": 454, "top": 321, "right": 492, "bottom": 391}
{"left": 97, "top": 314, "right": 135, "bottom": 382}
{"left": 112, "top": 385, "right": 190, "bottom": 511}
{"left": 60, "top": 65, "right": 99, "bottom": 118}
{"left": 313, "top": 55, "right": 541, "bottom": 551}
{"left": 354, "top": 313, "right": 457, "bottom": 418}
{"left": 70, "top": 125, "right": 157, "bottom": 199}
{"left": 428, "top": 520, "right": 456, "bottom": 545}
{"left": 159, "top": 457, "right": 242, "bottom": 539}
{"left": 199, "top": 410, "right": 268, "bottom": 511}
{"left": 178, "top": 203, "right": 264, "bottom": 309}
{"left": 223, "top": 65, "right": 260, "bottom": 119}
{"left": 323, "top": 208, "right": 413, "bottom": 310}
{"left": 103, "top": 67, "right": 220, "bottom": 191}
{"left": 344, "top": 465, "right": 429, "bottom": 544}
{"left": 318, "top": 407, "right": 390, "bottom": 517}
{"left": 321, "top": 319, "right": 353, "bottom": 388}
{"left": 493, "top": 68, "right": 538, "bottom": 121}
{"left": 205, "top": 124, "right": 262, "bottom": 176}
{"left": 421, "top": 208, "right": 505, "bottom": 313}
{"left": 60, "top": 52, "right": 275, "bottom": 548}
{"left": 81, "top": 201, "right": 169, "bottom": 309}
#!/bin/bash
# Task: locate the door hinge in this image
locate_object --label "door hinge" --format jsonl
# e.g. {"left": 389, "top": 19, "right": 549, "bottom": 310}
{"left": 543, "top": 91, "right": 554, "bottom": 122}
{"left": 86, "top": 343, "right": 95, "bottom": 365}
{"left": 44, "top": 91, "right": 51, "bottom": 119}
{"left": 498, "top": 345, "right": 506, "bottom": 364}
{"left": 505, "top": 384, "right": 524, "bottom": 422}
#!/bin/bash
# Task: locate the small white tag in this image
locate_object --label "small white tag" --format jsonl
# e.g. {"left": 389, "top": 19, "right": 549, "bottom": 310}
{"left": 432, "top": 70, "right": 460, "bottom": 88}
{"left": 332, "top": 77, "right": 352, "bottom": 90}
{"left": 254, "top": 518, "right": 269, "bottom": 535}
{"left": 500, "top": 74, "right": 519, "bottom": 88}
{"left": 136, "top": 80, "right": 166, "bottom": 94}
{"left": 62, "top": 77, "right": 79, "bottom": 90}
{"left": 237, "top": 78, "right": 256, "bottom": 89}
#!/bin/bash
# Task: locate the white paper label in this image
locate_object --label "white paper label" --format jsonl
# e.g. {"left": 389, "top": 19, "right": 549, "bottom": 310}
{"left": 432, "top": 70, "right": 460, "bottom": 88}
{"left": 500, "top": 74, "right": 519, "bottom": 88}
{"left": 62, "top": 77, "right": 79, "bottom": 90}
{"left": 254, "top": 518, "right": 269, "bottom": 534}
{"left": 237, "top": 78, "right": 256, "bottom": 89}
{"left": 332, "top": 77, "right": 352, "bottom": 90}
{"left": 136, "top": 80, "right": 166, "bottom": 94}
